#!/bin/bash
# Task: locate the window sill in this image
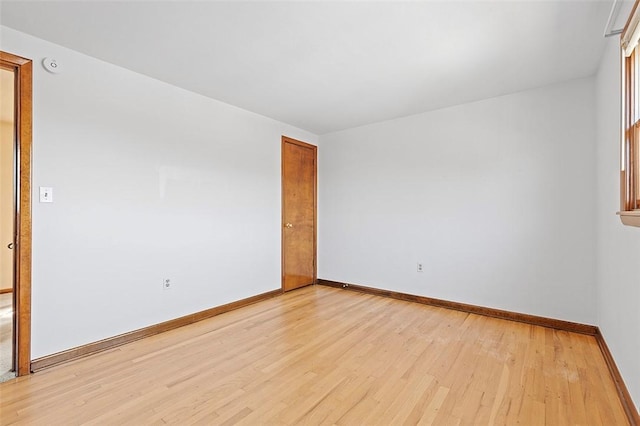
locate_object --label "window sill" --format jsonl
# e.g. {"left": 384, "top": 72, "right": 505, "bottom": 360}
{"left": 617, "top": 210, "right": 640, "bottom": 227}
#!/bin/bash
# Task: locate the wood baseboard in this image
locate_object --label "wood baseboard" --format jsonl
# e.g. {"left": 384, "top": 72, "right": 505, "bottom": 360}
{"left": 318, "top": 279, "right": 597, "bottom": 335}
{"left": 595, "top": 329, "right": 640, "bottom": 426}
{"left": 31, "top": 289, "right": 282, "bottom": 372}
{"left": 0, "top": 288, "right": 13, "bottom": 294}
{"left": 318, "top": 278, "right": 639, "bottom": 425}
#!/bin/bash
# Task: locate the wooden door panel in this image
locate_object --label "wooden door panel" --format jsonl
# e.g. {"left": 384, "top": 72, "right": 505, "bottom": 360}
{"left": 282, "top": 137, "right": 316, "bottom": 292}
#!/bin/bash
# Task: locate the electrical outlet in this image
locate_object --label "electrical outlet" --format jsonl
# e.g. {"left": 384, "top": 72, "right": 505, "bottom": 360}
{"left": 417, "top": 263, "right": 424, "bottom": 272}
{"left": 162, "top": 278, "right": 172, "bottom": 290}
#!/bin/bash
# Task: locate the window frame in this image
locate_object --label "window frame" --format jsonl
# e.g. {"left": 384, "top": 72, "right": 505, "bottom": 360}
{"left": 619, "top": 0, "right": 640, "bottom": 226}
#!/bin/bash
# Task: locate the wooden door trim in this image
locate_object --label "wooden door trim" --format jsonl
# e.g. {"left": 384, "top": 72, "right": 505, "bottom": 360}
{"left": 1, "top": 51, "right": 32, "bottom": 376}
{"left": 281, "top": 136, "right": 317, "bottom": 291}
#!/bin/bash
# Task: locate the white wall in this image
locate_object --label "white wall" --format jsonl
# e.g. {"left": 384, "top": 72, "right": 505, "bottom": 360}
{"left": 595, "top": 38, "right": 640, "bottom": 411}
{"left": 319, "top": 78, "right": 597, "bottom": 324}
{"left": 0, "top": 26, "right": 317, "bottom": 359}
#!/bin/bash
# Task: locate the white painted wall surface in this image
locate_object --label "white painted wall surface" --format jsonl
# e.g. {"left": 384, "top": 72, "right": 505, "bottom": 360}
{"left": 595, "top": 38, "right": 640, "bottom": 411}
{"left": 0, "top": 27, "right": 317, "bottom": 359}
{"left": 319, "top": 78, "right": 597, "bottom": 325}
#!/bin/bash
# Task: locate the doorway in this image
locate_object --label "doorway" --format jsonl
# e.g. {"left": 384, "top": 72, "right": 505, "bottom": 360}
{"left": 0, "top": 66, "right": 16, "bottom": 382}
{"left": 0, "top": 51, "right": 32, "bottom": 378}
{"left": 281, "top": 136, "right": 317, "bottom": 292}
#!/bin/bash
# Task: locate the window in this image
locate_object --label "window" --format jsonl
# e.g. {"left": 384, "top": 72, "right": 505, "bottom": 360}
{"left": 620, "top": 1, "right": 640, "bottom": 226}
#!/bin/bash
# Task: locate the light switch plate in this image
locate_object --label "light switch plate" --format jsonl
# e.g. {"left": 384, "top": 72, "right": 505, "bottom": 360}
{"left": 39, "top": 187, "right": 53, "bottom": 203}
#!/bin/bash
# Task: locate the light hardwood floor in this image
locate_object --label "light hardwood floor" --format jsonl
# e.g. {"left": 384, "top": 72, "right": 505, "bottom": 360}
{"left": 0, "top": 286, "right": 629, "bottom": 425}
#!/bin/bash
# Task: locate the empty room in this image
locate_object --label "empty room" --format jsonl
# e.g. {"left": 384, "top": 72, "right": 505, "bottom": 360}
{"left": 0, "top": 0, "right": 639, "bottom": 424}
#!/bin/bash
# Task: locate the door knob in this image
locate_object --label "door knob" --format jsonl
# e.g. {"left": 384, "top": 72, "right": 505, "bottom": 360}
{"left": 7, "top": 243, "right": 14, "bottom": 249}
{"left": 285, "top": 223, "right": 293, "bottom": 228}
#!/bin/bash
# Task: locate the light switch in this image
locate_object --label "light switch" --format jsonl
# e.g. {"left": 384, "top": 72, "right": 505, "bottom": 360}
{"left": 39, "top": 187, "right": 53, "bottom": 203}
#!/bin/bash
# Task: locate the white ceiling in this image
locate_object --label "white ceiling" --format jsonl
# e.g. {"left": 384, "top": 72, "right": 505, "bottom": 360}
{"left": 0, "top": 1, "right": 630, "bottom": 134}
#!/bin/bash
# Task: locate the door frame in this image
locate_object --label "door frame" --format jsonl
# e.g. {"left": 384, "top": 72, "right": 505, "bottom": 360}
{"left": 1, "top": 51, "right": 32, "bottom": 376}
{"left": 281, "top": 136, "right": 317, "bottom": 291}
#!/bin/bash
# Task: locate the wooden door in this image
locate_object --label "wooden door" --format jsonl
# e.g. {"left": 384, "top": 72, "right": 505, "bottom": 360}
{"left": 282, "top": 136, "right": 316, "bottom": 292}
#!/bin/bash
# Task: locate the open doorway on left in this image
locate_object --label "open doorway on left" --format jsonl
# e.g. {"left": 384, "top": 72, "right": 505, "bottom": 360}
{"left": 0, "top": 65, "right": 16, "bottom": 383}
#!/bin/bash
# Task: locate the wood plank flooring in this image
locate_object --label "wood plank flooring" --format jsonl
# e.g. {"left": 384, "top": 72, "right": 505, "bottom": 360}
{"left": 0, "top": 286, "right": 629, "bottom": 425}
